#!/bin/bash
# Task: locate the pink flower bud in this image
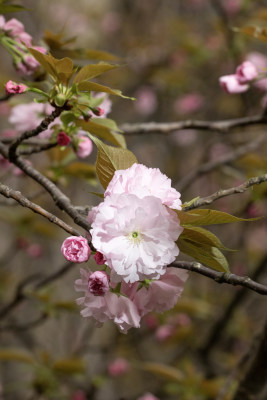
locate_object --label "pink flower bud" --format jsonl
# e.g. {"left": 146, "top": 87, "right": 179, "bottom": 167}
{"left": 93, "top": 107, "right": 104, "bottom": 116}
{"left": 0, "top": 16, "right": 6, "bottom": 30}
{"left": 57, "top": 131, "right": 71, "bottom": 146}
{"left": 27, "top": 243, "right": 43, "bottom": 258}
{"left": 17, "top": 31, "right": 33, "bottom": 47}
{"left": 107, "top": 358, "right": 130, "bottom": 377}
{"left": 236, "top": 61, "right": 258, "bottom": 83}
{"left": 61, "top": 236, "right": 91, "bottom": 263}
{"left": 155, "top": 324, "right": 174, "bottom": 341}
{"left": 88, "top": 271, "right": 109, "bottom": 296}
{"left": 5, "top": 80, "right": 27, "bottom": 94}
{"left": 4, "top": 18, "right": 24, "bottom": 36}
{"left": 94, "top": 251, "right": 106, "bottom": 265}
{"left": 219, "top": 74, "right": 249, "bottom": 93}
{"left": 75, "top": 136, "right": 93, "bottom": 158}
{"left": 32, "top": 46, "right": 47, "bottom": 54}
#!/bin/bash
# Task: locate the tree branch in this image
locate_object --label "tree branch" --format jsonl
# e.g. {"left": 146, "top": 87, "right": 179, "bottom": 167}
{"left": 120, "top": 114, "right": 267, "bottom": 135}
{"left": 232, "top": 316, "right": 267, "bottom": 400}
{"left": 0, "top": 142, "right": 91, "bottom": 233}
{"left": 200, "top": 255, "right": 267, "bottom": 357}
{"left": 183, "top": 173, "right": 267, "bottom": 211}
{"left": 0, "top": 182, "right": 81, "bottom": 236}
{"left": 177, "top": 135, "right": 265, "bottom": 191}
{"left": 171, "top": 261, "right": 267, "bottom": 295}
{"left": 0, "top": 262, "right": 73, "bottom": 321}
{"left": 8, "top": 107, "right": 63, "bottom": 162}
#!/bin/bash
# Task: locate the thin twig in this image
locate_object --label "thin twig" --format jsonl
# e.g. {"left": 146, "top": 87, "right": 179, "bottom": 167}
{"left": 0, "top": 182, "right": 81, "bottom": 236}
{"left": 184, "top": 174, "right": 267, "bottom": 211}
{"left": 177, "top": 135, "right": 265, "bottom": 191}
{"left": 120, "top": 114, "right": 267, "bottom": 135}
{"left": 171, "top": 261, "right": 267, "bottom": 295}
{"left": 0, "top": 262, "right": 73, "bottom": 320}
{"left": 0, "top": 142, "right": 91, "bottom": 233}
{"left": 8, "top": 107, "right": 63, "bottom": 162}
{"left": 200, "top": 255, "right": 267, "bottom": 357}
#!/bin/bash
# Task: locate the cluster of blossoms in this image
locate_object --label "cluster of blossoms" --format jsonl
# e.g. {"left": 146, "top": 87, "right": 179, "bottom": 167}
{"left": 219, "top": 61, "right": 259, "bottom": 94}
{"left": 0, "top": 15, "right": 46, "bottom": 75}
{"left": 61, "top": 164, "right": 187, "bottom": 333}
{"left": 3, "top": 93, "right": 111, "bottom": 158}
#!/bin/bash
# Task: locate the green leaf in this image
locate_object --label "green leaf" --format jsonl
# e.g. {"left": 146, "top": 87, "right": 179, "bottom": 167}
{"left": 29, "top": 48, "right": 58, "bottom": 80}
{"left": 180, "top": 226, "right": 230, "bottom": 250}
{"left": 74, "top": 63, "right": 119, "bottom": 83}
{"left": 176, "top": 209, "right": 258, "bottom": 227}
{"left": 54, "top": 57, "right": 75, "bottom": 85}
{"left": 177, "top": 238, "right": 229, "bottom": 272}
{"left": 88, "top": 135, "right": 137, "bottom": 189}
{"left": 0, "top": 349, "right": 35, "bottom": 364}
{"left": 85, "top": 49, "right": 120, "bottom": 61}
{"left": 77, "top": 81, "right": 135, "bottom": 99}
{"left": 141, "top": 362, "right": 184, "bottom": 382}
{"left": 52, "top": 358, "right": 85, "bottom": 375}
{"left": 0, "top": 4, "right": 27, "bottom": 13}
{"left": 77, "top": 119, "right": 126, "bottom": 148}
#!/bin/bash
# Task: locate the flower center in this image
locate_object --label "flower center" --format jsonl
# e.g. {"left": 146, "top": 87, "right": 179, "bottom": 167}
{"left": 128, "top": 230, "right": 142, "bottom": 245}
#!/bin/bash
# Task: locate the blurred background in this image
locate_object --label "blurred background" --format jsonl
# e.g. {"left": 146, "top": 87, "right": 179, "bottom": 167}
{"left": 0, "top": 0, "right": 267, "bottom": 399}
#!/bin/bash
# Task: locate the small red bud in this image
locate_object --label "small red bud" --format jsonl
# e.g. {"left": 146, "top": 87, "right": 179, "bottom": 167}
{"left": 57, "top": 131, "right": 71, "bottom": 146}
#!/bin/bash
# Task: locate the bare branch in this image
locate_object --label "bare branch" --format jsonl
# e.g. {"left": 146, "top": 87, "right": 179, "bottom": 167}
{"left": 171, "top": 261, "right": 267, "bottom": 295}
{"left": 177, "top": 135, "right": 265, "bottom": 191}
{"left": 232, "top": 317, "right": 267, "bottom": 400}
{"left": 184, "top": 173, "right": 267, "bottom": 211}
{"left": 8, "top": 107, "right": 63, "bottom": 162}
{"left": 200, "top": 255, "right": 267, "bottom": 357}
{"left": 0, "top": 142, "right": 91, "bottom": 233}
{"left": 120, "top": 114, "right": 267, "bottom": 135}
{"left": 0, "top": 182, "right": 81, "bottom": 236}
{"left": 0, "top": 262, "right": 73, "bottom": 321}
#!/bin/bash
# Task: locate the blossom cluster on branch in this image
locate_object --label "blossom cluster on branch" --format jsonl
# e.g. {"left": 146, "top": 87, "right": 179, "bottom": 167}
{"left": 61, "top": 164, "right": 187, "bottom": 332}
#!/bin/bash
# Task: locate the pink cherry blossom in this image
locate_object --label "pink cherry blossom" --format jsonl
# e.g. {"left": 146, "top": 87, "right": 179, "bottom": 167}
{"left": 155, "top": 324, "right": 174, "bottom": 341}
{"left": 137, "top": 393, "right": 160, "bottom": 400}
{"left": 57, "top": 131, "right": 71, "bottom": 146}
{"left": 75, "top": 136, "right": 93, "bottom": 158}
{"left": 236, "top": 61, "right": 258, "bottom": 83}
{"left": 246, "top": 52, "right": 267, "bottom": 91}
{"left": 134, "top": 86, "right": 158, "bottom": 116}
{"left": 27, "top": 243, "right": 43, "bottom": 258}
{"left": 122, "top": 267, "right": 188, "bottom": 315}
{"left": 94, "top": 251, "right": 106, "bottom": 265}
{"left": 61, "top": 236, "right": 91, "bottom": 263}
{"left": 88, "top": 271, "right": 109, "bottom": 296}
{"left": 223, "top": 0, "right": 242, "bottom": 16}
{"left": 5, "top": 80, "right": 27, "bottom": 94}
{"left": 0, "top": 16, "right": 5, "bottom": 30}
{"left": 89, "top": 194, "right": 183, "bottom": 283}
{"left": 105, "top": 163, "right": 182, "bottom": 210}
{"left": 4, "top": 18, "right": 24, "bottom": 36}
{"left": 219, "top": 74, "right": 249, "bottom": 93}
{"left": 16, "top": 31, "right": 33, "bottom": 47}
{"left": 9, "top": 102, "right": 56, "bottom": 138}
{"left": 75, "top": 268, "right": 140, "bottom": 332}
{"left": 174, "top": 93, "right": 204, "bottom": 114}
{"left": 107, "top": 358, "right": 130, "bottom": 377}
